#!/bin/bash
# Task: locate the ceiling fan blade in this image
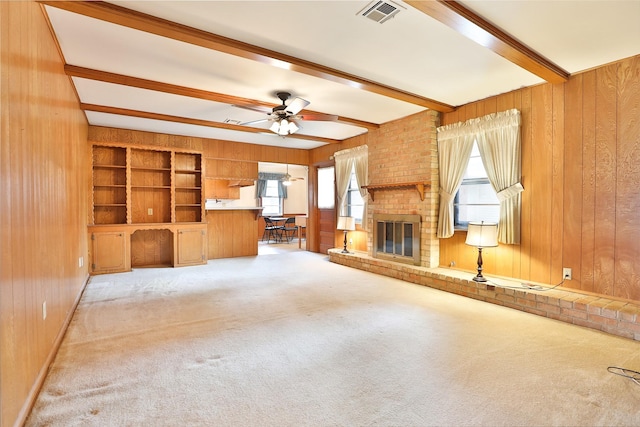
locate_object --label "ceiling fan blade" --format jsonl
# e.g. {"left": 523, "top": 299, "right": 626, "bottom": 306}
{"left": 233, "top": 104, "right": 272, "bottom": 114}
{"left": 285, "top": 97, "right": 310, "bottom": 115}
{"left": 240, "top": 118, "right": 270, "bottom": 126}
{"left": 296, "top": 113, "right": 339, "bottom": 122}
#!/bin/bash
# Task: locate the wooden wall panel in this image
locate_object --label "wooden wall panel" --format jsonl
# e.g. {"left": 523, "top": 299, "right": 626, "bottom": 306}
{"left": 519, "top": 88, "right": 533, "bottom": 281}
{"left": 593, "top": 64, "right": 618, "bottom": 296}
{"left": 439, "top": 55, "right": 640, "bottom": 303}
{"left": 529, "top": 84, "right": 554, "bottom": 284}
{"left": 550, "top": 83, "right": 565, "bottom": 284}
{"left": 1, "top": 2, "right": 90, "bottom": 426}
{"left": 615, "top": 56, "right": 640, "bottom": 301}
{"left": 563, "top": 74, "right": 584, "bottom": 285}
{"left": 206, "top": 210, "right": 258, "bottom": 259}
{"left": 581, "top": 70, "right": 597, "bottom": 292}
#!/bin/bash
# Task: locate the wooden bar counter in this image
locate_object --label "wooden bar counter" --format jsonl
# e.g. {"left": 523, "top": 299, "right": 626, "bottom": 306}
{"left": 206, "top": 207, "right": 263, "bottom": 259}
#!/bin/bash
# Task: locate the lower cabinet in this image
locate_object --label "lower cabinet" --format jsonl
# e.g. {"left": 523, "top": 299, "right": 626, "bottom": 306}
{"left": 176, "top": 227, "right": 207, "bottom": 266}
{"left": 91, "top": 231, "right": 129, "bottom": 274}
{"left": 89, "top": 223, "right": 207, "bottom": 274}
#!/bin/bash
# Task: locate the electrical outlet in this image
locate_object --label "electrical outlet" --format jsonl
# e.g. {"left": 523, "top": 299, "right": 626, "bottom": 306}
{"left": 563, "top": 267, "right": 572, "bottom": 280}
{"left": 42, "top": 301, "right": 47, "bottom": 320}
{"left": 148, "top": 208, "right": 153, "bottom": 216}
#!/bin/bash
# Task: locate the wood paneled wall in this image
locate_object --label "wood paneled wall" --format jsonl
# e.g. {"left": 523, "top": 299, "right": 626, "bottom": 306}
{"left": 0, "top": 2, "right": 90, "bottom": 426}
{"left": 207, "top": 210, "right": 259, "bottom": 259}
{"left": 89, "top": 126, "right": 311, "bottom": 166}
{"left": 439, "top": 55, "right": 640, "bottom": 302}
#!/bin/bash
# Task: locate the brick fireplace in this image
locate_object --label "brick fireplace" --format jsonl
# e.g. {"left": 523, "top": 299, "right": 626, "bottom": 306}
{"left": 365, "top": 110, "right": 440, "bottom": 268}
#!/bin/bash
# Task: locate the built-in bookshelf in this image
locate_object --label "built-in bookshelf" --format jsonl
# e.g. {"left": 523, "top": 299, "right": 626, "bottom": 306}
{"left": 174, "top": 152, "right": 202, "bottom": 223}
{"left": 90, "top": 144, "right": 206, "bottom": 274}
{"left": 91, "top": 145, "right": 203, "bottom": 225}
{"left": 92, "top": 146, "right": 127, "bottom": 224}
{"left": 131, "top": 148, "right": 172, "bottom": 223}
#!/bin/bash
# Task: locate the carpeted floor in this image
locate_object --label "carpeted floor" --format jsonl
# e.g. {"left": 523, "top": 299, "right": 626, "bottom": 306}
{"left": 27, "top": 249, "right": 640, "bottom": 426}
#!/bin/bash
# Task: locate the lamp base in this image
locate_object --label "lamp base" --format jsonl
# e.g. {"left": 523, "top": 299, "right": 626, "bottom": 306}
{"left": 472, "top": 276, "right": 487, "bottom": 282}
{"left": 341, "top": 230, "right": 350, "bottom": 253}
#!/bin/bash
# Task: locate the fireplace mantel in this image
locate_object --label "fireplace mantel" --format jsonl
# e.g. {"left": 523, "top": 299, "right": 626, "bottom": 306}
{"left": 362, "top": 182, "right": 431, "bottom": 201}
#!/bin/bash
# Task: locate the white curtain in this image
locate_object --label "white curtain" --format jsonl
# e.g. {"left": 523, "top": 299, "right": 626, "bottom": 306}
{"left": 475, "top": 109, "right": 523, "bottom": 244}
{"left": 436, "top": 125, "right": 475, "bottom": 238}
{"left": 334, "top": 145, "right": 368, "bottom": 229}
{"left": 436, "top": 109, "right": 522, "bottom": 244}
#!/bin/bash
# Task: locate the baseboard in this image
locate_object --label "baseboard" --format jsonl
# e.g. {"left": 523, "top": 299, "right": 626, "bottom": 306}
{"left": 14, "top": 273, "right": 90, "bottom": 427}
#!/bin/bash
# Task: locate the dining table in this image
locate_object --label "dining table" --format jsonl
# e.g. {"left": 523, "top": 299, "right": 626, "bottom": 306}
{"left": 268, "top": 217, "right": 287, "bottom": 242}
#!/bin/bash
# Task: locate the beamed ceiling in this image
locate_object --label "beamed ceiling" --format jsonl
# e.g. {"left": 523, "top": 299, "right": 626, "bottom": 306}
{"left": 41, "top": 1, "right": 640, "bottom": 149}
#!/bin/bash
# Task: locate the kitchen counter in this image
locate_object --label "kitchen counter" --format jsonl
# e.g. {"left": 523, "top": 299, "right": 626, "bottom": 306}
{"left": 205, "top": 208, "right": 262, "bottom": 259}
{"left": 205, "top": 206, "right": 263, "bottom": 211}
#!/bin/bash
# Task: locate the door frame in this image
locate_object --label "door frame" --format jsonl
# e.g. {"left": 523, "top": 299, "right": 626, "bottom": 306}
{"left": 307, "top": 160, "right": 335, "bottom": 253}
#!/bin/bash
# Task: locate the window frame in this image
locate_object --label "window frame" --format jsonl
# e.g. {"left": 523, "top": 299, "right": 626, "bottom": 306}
{"left": 345, "top": 167, "right": 364, "bottom": 223}
{"left": 453, "top": 142, "right": 500, "bottom": 230}
{"left": 260, "top": 179, "right": 283, "bottom": 216}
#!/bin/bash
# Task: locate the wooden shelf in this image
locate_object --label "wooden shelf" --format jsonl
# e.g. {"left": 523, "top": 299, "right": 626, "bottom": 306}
{"left": 362, "top": 182, "right": 431, "bottom": 201}
{"left": 94, "top": 164, "right": 126, "bottom": 169}
{"left": 131, "top": 167, "right": 171, "bottom": 172}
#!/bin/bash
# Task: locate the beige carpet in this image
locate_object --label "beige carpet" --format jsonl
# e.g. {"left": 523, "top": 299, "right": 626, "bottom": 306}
{"left": 27, "top": 249, "right": 640, "bottom": 426}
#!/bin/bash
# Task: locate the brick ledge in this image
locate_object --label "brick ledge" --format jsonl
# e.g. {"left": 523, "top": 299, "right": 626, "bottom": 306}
{"left": 328, "top": 249, "right": 640, "bottom": 341}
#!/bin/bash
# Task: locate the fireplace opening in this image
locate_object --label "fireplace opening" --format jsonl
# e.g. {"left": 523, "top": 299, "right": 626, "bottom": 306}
{"left": 372, "top": 214, "right": 421, "bottom": 265}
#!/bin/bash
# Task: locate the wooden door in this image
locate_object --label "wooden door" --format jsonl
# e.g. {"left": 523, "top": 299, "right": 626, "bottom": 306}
{"left": 91, "top": 231, "right": 129, "bottom": 274}
{"left": 317, "top": 166, "right": 336, "bottom": 254}
{"left": 176, "top": 227, "right": 207, "bottom": 266}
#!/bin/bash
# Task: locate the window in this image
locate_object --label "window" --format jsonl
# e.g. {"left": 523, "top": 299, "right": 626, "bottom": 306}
{"left": 345, "top": 168, "right": 364, "bottom": 222}
{"left": 261, "top": 179, "right": 282, "bottom": 216}
{"left": 318, "top": 166, "right": 335, "bottom": 209}
{"left": 454, "top": 142, "right": 499, "bottom": 228}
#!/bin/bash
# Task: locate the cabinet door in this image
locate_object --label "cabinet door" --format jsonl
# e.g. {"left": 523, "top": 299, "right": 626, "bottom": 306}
{"left": 91, "top": 231, "right": 129, "bottom": 274}
{"left": 176, "top": 228, "right": 206, "bottom": 266}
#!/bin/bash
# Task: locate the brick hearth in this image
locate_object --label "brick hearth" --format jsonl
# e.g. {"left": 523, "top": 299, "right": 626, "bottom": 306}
{"left": 329, "top": 249, "right": 640, "bottom": 342}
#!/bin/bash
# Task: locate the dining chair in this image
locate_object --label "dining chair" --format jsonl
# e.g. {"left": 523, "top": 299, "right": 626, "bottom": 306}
{"left": 262, "top": 217, "right": 283, "bottom": 243}
{"left": 281, "top": 217, "right": 297, "bottom": 243}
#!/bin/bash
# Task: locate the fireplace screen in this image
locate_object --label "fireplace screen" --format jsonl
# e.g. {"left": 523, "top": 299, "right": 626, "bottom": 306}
{"left": 373, "top": 214, "right": 421, "bottom": 265}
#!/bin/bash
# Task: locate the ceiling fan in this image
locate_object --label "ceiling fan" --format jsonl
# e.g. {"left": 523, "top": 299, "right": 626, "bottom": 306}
{"left": 281, "top": 164, "right": 305, "bottom": 186}
{"left": 237, "top": 92, "right": 338, "bottom": 136}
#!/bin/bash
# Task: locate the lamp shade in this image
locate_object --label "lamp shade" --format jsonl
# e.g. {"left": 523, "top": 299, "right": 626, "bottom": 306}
{"left": 465, "top": 222, "right": 498, "bottom": 248}
{"left": 337, "top": 216, "right": 355, "bottom": 231}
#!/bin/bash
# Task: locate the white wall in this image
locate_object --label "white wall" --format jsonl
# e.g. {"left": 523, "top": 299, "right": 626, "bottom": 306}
{"left": 205, "top": 162, "right": 308, "bottom": 215}
{"left": 260, "top": 162, "right": 308, "bottom": 215}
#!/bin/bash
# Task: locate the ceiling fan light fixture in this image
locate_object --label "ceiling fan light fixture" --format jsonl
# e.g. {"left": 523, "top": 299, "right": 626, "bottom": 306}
{"left": 270, "top": 117, "right": 299, "bottom": 136}
{"left": 278, "top": 119, "right": 289, "bottom": 135}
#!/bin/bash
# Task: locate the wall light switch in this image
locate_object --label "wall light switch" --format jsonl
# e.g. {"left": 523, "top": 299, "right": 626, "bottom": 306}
{"left": 148, "top": 208, "right": 153, "bottom": 216}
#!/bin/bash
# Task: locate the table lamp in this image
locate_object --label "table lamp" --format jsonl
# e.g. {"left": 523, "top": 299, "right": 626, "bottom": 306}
{"left": 465, "top": 221, "right": 498, "bottom": 282}
{"left": 337, "top": 216, "right": 356, "bottom": 253}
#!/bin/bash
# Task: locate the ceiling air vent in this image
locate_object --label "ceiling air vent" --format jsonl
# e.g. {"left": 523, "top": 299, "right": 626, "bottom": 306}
{"left": 359, "top": 1, "right": 403, "bottom": 24}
